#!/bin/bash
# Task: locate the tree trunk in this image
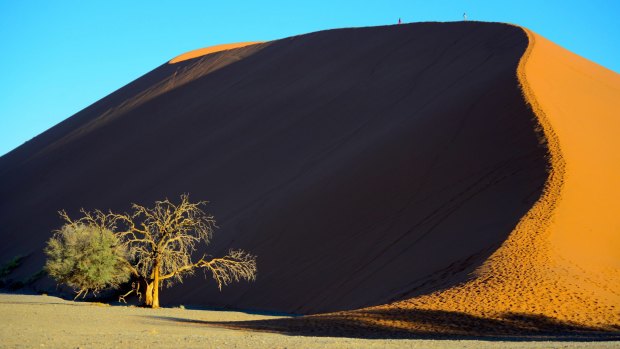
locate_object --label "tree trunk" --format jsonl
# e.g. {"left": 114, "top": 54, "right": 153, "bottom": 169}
{"left": 151, "top": 262, "right": 160, "bottom": 308}
{"left": 145, "top": 281, "right": 154, "bottom": 307}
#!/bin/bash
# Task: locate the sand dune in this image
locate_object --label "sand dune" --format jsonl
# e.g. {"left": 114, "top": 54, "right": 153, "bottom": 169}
{"left": 320, "top": 26, "right": 620, "bottom": 332}
{"left": 518, "top": 28, "right": 620, "bottom": 324}
{"left": 209, "top": 26, "right": 620, "bottom": 335}
{"left": 524, "top": 29, "right": 620, "bottom": 301}
{"left": 0, "top": 22, "right": 545, "bottom": 314}
{"left": 0, "top": 21, "right": 617, "bottom": 335}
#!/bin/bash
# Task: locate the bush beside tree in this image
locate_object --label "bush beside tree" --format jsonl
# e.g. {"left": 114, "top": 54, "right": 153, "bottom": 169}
{"left": 45, "top": 223, "right": 131, "bottom": 299}
{"left": 44, "top": 194, "right": 257, "bottom": 308}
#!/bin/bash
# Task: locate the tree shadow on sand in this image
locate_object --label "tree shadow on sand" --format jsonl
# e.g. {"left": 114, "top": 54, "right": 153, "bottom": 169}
{"left": 151, "top": 308, "right": 620, "bottom": 341}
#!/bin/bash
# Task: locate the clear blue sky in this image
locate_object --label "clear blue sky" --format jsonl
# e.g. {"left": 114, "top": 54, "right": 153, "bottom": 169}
{"left": 1, "top": 0, "right": 618, "bottom": 156}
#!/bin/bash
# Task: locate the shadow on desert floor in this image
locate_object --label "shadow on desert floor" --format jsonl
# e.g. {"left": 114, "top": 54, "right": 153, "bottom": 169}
{"left": 148, "top": 308, "right": 620, "bottom": 341}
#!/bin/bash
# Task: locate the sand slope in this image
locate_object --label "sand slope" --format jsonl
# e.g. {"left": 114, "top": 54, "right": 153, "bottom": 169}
{"left": 0, "top": 22, "right": 549, "bottom": 315}
{"left": 343, "top": 26, "right": 620, "bottom": 330}
{"left": 209, "top": 26, "right": 620, "bottom": 336}
{"left": 520, "top": 28, "right": 620, "bottom": 324}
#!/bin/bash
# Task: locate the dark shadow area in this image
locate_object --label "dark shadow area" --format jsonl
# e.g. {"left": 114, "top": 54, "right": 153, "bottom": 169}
{"left": 176, "top": 304, "right": 298, "bottom": 318}
{"left": 149, "top": 308, "right": 620, "bottom": 341}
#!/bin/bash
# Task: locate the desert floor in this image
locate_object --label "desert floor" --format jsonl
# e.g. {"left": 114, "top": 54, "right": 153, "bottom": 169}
{"left": 0, "top": 293, "right": 617, "bottom": 349}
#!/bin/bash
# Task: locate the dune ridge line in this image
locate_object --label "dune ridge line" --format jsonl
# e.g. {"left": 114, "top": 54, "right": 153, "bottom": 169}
{"left": 360, "top": 25, "right": 564, "bottom": 317}
{"left": 373, "top": 25, "right": 619, "bottom": 330}
{"left": 472, "top": 26, "right": 567, "bottom": 290}
{"left": 169, "top": 42, "right": 263, "bottom": 64}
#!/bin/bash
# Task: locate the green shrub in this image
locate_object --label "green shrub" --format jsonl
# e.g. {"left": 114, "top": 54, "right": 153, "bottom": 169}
{"left": 44, "top": 224, "right": 131, "bottom": 298}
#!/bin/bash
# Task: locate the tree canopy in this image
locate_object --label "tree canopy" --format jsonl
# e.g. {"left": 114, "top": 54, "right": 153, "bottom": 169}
{"left": 45, "top": 219, "right": 131, "bottom": 299}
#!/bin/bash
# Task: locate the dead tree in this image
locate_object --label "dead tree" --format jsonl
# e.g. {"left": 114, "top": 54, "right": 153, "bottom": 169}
{"left": 116, "top": 194, "right": 256, "bottom": 308}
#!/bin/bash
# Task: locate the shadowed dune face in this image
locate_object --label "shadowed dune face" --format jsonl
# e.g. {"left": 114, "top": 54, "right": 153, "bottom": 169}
{"left": 366, "top": 27, "right": 620, "bottom": 330}
{"left": 0, "top": 22, "right": 547, "bottom": 314}
{"left": 186, "top": 309, "right": 619, "bottom": 339}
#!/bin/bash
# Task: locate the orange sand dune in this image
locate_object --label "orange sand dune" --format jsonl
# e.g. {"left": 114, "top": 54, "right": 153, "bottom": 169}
{"left": 525, "top": 30, "right": 620, "bottom": 283}
{"left": 169, "top": 42, "right": 262, "bottom": 64}
{"left": 0, "top": 22, "right": 618, "bottom": 336}
{"left": 209, "top": 26, "right": 620, "bottom": 337}
{"left": 523, "top": 28, "right": 620, "bottom": 323}
{"left": 353, "top": 27, "right": 620, "bottom": 330}
{"left": 0, "top": 23, "right": 548, "bottom": 316}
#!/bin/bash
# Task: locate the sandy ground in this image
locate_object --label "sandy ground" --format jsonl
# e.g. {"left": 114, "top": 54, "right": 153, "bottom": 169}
{"left": 0, "top": 294, "right": 618, "bottom": 349}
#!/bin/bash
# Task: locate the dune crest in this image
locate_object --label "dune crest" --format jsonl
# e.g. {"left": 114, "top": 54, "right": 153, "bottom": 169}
{"left": 169, "top": 42, "right": 262, "bottom": 64}
{"left": 369, "top": 27, "right": 619, "bottom": 329}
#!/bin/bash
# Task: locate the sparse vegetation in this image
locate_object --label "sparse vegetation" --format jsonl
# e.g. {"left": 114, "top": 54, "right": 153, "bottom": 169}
{"left": 45, "top": 194, "right": 257, "bottom": 308}
{"left": 0, "top": 255, "right": 25, "bottom": 278}
{"left": 0, "top": 254, "right": 47, "bottom": 290}
{"left": 0, "top": 254, "right": 29, "bottom": 289}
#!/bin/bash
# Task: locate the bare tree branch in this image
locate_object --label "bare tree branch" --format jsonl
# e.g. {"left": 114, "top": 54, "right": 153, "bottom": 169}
{"left": 200, "top": 250, "right": 257, "bottom": 291}
{"left": 53, "top": 194, "right": 256, "bottom": 308}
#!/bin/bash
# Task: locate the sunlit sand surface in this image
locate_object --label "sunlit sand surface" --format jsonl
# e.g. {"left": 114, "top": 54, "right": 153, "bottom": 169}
{"left": 351, "top": 26, "right": 620, "bottom": 332}
{"left": 169, "top": 42, "right": 262, "bottom": 64}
